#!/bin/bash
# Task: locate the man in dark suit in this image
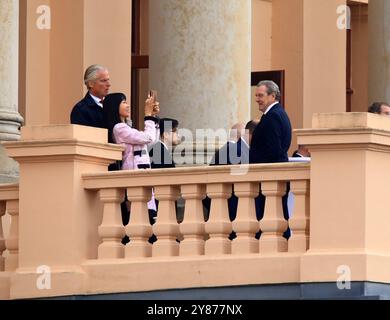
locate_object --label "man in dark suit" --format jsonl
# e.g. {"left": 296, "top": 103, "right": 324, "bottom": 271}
{"left": 70, "top": 65, "right": 128, "bottom": 241}
{"left": 250, "top": 81, "right": 292, "bottom": 164}
{"left": 149, "top": 118, "right": 180, "bottom": 169}
{"left": 210, "top": 123, "right": 245, "bottom": 166}
{"left": 205, "top": 121, "right": 258, "bottom": 235}
{"left": 250, "top": 80, "right": 292, "bottom": 239}
{"left": 70, "top": 64, "right": 111, "bottom": 128}
{"left": 238, "top": 120, "right": 259, "bottom": 164}
{"left": 210, "top": 120, "right": 257, "bottom": 166}
{"left": 148, "top": 118, "right": 181, "bottom": 243}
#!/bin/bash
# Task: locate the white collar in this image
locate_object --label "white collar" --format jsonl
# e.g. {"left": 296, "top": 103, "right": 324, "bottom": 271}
{"left": 89, "top": 93, "right": 103, "bottom": 108}
{"left": 263, "top": 101, "right": 279, "bottom": 115}
{"left": 241, "top": 137, "right": 249, "bottom": 148}
{"left": 160, "top": 140, "right": 170, "bottom": 150}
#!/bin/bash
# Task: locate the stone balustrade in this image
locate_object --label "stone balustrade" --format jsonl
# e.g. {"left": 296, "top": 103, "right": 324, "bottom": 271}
{"left": 1, "top": 113, "right": 390, "bottom": 299}
{"left": 83, "top": 164, "right": 310, "bottom": 260}
{"left": 0, "top": 184, "right": 19, "bottom": 273}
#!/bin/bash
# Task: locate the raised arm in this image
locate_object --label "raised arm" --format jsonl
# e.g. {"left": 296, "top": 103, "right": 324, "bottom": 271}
{"left": 114, "top": 118, "right": 158, "bottom": 145}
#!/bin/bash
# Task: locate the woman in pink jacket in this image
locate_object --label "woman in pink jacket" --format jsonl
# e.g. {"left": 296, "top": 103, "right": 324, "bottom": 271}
{"left": 103, "top": 92, "right": 160, "bottom": 243}
{"left": 103, "top": 92, "right": 160, "bottom": 169}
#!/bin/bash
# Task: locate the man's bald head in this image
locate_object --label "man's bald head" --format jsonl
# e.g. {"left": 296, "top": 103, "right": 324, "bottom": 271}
{"left": 230, "top": 123, "right": 245, "bottom": 142}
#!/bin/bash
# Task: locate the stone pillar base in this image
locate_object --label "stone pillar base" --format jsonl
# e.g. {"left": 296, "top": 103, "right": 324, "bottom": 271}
{"left": 0, "top": 108, "right": 24, "bottom": 184}
{"left": 0, "top": 145, "right": 19, "bottom": 184}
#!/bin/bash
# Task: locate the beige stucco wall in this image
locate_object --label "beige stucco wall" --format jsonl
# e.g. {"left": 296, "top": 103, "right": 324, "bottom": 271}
{"left": 23, "top": 0, "right": 51, "bottom": 125}
{"left": 273, "top": 0, "right": 347, "bottom": 129}
{"left": 302, "top": 0, "right": 346, "bottom": 127}
{"left": 251, "top": 0, "right": 272, "bottom": 120}
{"left": 271, "top": 0, "right": 346, "bottom": 152}
{"left": 149, "top": 0, "right": 251, "bottom": 132}
{"left": 21, "top": 0, "right": 132, "bottom": 126}
{"left": 252, "top": 0, "right": 272, "bottom": 72}
{"left": 272, "top": 0, "right": 304, "bottom": 134}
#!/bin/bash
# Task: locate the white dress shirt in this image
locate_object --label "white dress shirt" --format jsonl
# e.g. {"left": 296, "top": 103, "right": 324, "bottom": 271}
{"left": 263, "top": 101, "right": 279, "bottom": 115}
{"left": 90, "top": 93, "right": 103, "bottom": 108}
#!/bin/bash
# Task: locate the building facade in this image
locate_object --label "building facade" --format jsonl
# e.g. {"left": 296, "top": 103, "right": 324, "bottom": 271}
{"left": 4, "top": 0, "right": 390, "bottom": 300}
{"left": 0, "top": 0, "right": 377, "bottom": 182}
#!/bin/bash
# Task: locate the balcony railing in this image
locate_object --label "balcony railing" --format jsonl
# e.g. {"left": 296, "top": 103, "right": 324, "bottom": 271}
{"left": 83, "top": 164, "right": 310, "bottom": 260}
{"left": 0, "top": 183, "right": 19, "bottom": 273}
{"left": 1, "top": 113, "right": 390, "bottom": 299}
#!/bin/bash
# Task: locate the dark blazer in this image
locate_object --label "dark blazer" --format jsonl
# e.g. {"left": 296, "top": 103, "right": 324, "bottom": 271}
{"left": 149, "top": 141, "right": 176, "bottom": 169}
{"left": 250, "top": 103, "right": 292, "bottom": 163}
{"left": 70, "top": 93, "right": 105, "bottom": 128}
{"left": 210, "top": 138, "right": 249, "bottom": 166}
{"left": 236, "top": 138, "right": 249, "bottom": 164}
{"left": 210, "top": 141, "right": 234, "bottom": 166}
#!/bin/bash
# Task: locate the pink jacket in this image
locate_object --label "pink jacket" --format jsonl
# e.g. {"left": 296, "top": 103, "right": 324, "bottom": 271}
{"left": 113, "top": 119, "right": 158, "bottom": 170}
{"left": 113, "top": 119, "right": 159, "bottom": 212}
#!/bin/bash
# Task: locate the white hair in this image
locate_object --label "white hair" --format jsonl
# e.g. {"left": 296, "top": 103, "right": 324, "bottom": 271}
{"left": 257, "top": 80, "right": 281, "bottom": 101}
{"left": 84, "top": 64, "right": 107, "bottom": 89}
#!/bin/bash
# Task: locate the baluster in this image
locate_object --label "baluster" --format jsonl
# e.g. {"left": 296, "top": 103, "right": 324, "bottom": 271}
{"left": 5, "top": 199, "right": 19, "bottom": 271}
{"left": 205, "top": 183, "right": 232, "bottom": 255}
{"left": 288, "top": 180, "right": 310, "bottom": 252}
{"left": 125, "top": 187, "right": 153, "bottom": 258}
{"left": 152, "top": 186, "right": 180, "bottom": 257}
{"left": 180, "top": 184, "right": 206, "bottom": 256}
{"left": 0, "top": 201, "right": 5, "bottom": 271}
{"left": 259, "top": 181, "right": 288, "bottom": 253}
{"left": 232, "top": 182, "right": 259, "bottom": 254}
{"left": 98, "top": 188, "right": 125, "bottom": 259}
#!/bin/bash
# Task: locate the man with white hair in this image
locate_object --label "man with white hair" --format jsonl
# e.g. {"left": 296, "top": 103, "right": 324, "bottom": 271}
{"left": 70, "top": 64, "right": 111, "bottom": 128}
{"left": 250, "top": 80, "right": 292, "bottom": 163}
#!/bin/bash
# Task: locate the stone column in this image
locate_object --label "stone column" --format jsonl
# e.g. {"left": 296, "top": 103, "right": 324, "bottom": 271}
{"left": 368, "top": 0, "right": 390, "bottom": 104}
{"left": 0, "top": 0, "right": 24, "bottom": 183}
{"left": 149, "top": 0, "right": 251, "bottom": 134}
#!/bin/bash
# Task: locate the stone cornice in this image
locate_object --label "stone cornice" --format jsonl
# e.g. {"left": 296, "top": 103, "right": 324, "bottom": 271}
{"left": 296, "top": 127, "right": 390, "bottom": 152}
{"left": 2, "top": 139, "right": 124, "bottom": 164}
{"left": 83, "top": 163, "right": 310, "bottom": 190}
{"left": 0, "top": 183, "right": 19, "bottom": 201}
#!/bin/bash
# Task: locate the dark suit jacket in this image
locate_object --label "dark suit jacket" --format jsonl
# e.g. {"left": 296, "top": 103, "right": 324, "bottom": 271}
{"left": 210, "top": 141, "right": 234, "bottom": 166}
{"left": 206, "top": 139, "right": 250, "bottom": 222}
{"left": 70, "top": 93, "right": 105, "bottom": 128}
{"left": 149, "top": 141, "right": 176, "bottom": 169}
{"left": 236, "top": 138, "right": 249, "bottom": 164}
{"left": 210, "top": 138, "right": 249, "bottom": 166}
{"left": 250, "top": 103, "right": 292, "bottom": 163}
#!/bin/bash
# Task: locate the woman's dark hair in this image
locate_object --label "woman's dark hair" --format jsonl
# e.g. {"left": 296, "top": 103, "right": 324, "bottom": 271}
{"left": 368, "top": 102, "right": 389, "bottom": 114}
{"left": 103, "top": 93, "right": 127, "bottom": 143}
{"left": 159, "top": 118, "right": 179, "bottom": 137}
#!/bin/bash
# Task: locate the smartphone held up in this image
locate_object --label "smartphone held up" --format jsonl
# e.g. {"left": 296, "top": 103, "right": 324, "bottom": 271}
{"left": 149, "top": 89, "right": 159, "bottom": 115}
